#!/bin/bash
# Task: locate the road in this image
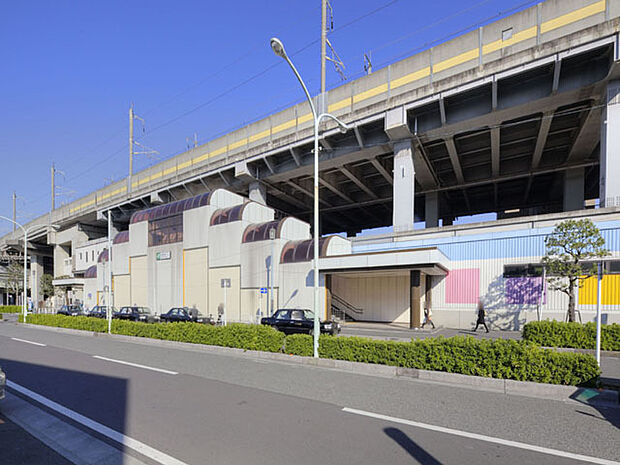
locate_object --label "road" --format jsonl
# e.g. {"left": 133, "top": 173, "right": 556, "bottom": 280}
{"left": 0, "top": 323, "right": 618, "bottom": 465}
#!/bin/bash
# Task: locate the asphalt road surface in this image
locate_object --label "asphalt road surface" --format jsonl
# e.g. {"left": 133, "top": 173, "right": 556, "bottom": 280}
{"left": 0, "top": 323, "right": 618, "bottom": 465}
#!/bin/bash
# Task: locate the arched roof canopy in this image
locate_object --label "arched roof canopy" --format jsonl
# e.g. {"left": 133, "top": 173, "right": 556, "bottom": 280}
{"left": 210, "top": 203, "right": 249, "bottom": 226}
{"left": 97, "top": 249, "right": 109, "bottom": 263}
{"left": 113, "top": 231, "right": 129, "bottom": 244}
{"left": 84, "top": 265, "right": 97, "bottom": 279}
{"left": 280, "top": 237, "right": 336, "bottom": 264}
{"left": 242, "top": 219, "right": 286, "bottom": 243}
{"left": 130, "top": 192, "right": 211, "bottom": 224}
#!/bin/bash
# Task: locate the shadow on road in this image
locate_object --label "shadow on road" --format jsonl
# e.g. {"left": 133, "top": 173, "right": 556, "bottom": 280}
{"left": 0, "top": 359, "right": 128, "bottom": 464}
{"left": 384, "top": 426, "right": 442, "bottom": 464}
{"left": 570, "top": 391, "right": 620, "bottom": 431}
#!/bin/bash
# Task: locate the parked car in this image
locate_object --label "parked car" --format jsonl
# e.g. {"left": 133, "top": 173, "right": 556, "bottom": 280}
{"left": 160, "top": 307, "right": 215, "bottom": 324}
{"left": 0, "top": 366, "right": 5, "bottom": 400}
{"left": 261, "top": 309, "right": 341, "bottom": 335}
{"left": 115, "top": 306, "right": 158, "bottom": 323}
{"left": 87, "top": 306, "right": 117, "bottom": 318}
{"left": 57, "top": 305, "right": 83, "bottom": 316}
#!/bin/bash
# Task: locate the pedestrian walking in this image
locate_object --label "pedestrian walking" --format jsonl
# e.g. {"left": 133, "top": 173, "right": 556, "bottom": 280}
{"left": 474, "top": 301, "right": 489, "bottom": 333}
{"left": 421, "top": 306, "right": 435, "bottom": 329}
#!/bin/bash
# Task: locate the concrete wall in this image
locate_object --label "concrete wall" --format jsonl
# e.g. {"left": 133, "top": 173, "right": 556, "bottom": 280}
{"left": 130, "top": 256, "right": 148, "bottom": 307}
{"left": 183, "top": 247, "right": 208, "bottom": 315}
{"left": 114, "top": 275, "right": 130, "bottom": 308}
{"left": 209, "top": 266, "right": 241, "bottom": 322}
{"left": 332, "top": 273, "right": 410, "bottom": 323}
{"left": 148, "top": 243, "right": 183, "bottom": 315}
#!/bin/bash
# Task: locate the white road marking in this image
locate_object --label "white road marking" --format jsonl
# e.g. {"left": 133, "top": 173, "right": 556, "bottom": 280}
{"left": 92, "top": 355, "right": 178, "bottom": 375}
{"left": 11, "top": 337, "right": 46, "bottom": 347}
{"left": 342, "top": 407, "right": 620, "bottom": 465}
{"left": 7, "top": 380, "right": 188, "bottom": 465}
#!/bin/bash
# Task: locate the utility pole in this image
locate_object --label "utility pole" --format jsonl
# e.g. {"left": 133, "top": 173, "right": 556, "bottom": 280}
{"left": 128, "top": 105, "right": 134, "bottom": 193}
{"left": 12, "top": 192, "right": 16, "bottom": 231}
{"left": 51, "top": 163, "right": 56, "bottom": 211}
{"left": 321, "top": 0, "right": 327, "bottom": 95}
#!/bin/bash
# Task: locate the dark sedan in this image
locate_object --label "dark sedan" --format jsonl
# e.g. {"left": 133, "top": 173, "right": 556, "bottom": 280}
{"left": 87, "top": 306, "right": 117, "bottom": 318}
{"left": 0, "top": 365, "right": 5, "bottom": 400}
{"left": 114, "top": 306, "right": 159, "bottom": 323}
{"left": 261, "top": 309, "right": 341, "bottom": 335}
{"left": 160, "top": 307, "right": 214, "bottom": 324}
{"left": 57, "top": 305, "right": 83, "bottom": 316}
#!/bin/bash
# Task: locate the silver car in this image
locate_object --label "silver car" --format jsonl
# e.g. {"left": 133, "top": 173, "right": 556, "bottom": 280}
{"left": 0, "top": 366, "right": 5, "bottom": 400}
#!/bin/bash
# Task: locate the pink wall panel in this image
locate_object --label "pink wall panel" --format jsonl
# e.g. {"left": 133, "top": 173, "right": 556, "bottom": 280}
{"left": 445, "top": 268, "right": 480, "bottom": 304}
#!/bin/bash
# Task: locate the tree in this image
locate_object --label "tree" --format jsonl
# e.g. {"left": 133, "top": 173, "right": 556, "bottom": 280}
{"left": 6, "top": 261, "right": 24, "bottom": 299}
{"left": 542, "top": 219, "right": 608, "bottom": 322}
{"left": 40, "top": 273, "right": 54, "bottom": 300}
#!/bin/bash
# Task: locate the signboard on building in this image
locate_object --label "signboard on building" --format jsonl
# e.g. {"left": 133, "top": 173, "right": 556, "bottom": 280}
{"left": 156, "top": 251, "right": 171, "bottom": 261}
{"left": 260, "top": 287, "right": 267, "bottom": 294}
{"left": 221, "top": 278, "right": 231, "bottom": 288}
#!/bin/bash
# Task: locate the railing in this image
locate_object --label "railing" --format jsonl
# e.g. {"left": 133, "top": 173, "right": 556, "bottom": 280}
{"left": 331, "top": 294, "right": 363, "bottom": 322}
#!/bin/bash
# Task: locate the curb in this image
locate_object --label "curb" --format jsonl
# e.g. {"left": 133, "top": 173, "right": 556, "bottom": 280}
{"left": 17, "top": 323, "right": 619, "bottom": 406}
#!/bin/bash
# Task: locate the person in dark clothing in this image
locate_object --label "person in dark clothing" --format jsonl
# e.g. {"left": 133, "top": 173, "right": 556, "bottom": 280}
{"left": 421, "top": 306, "right": 435, "bottom": 329}
{"left": 474, "top": 301, "right": 489, "bottom": 333}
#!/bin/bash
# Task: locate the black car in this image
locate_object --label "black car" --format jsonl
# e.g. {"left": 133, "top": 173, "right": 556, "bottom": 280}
{"left": 57, "top": 305, "right": 83, "bottom": 316}
{"left": 87, "top": 306, "right": 117, "bottom": 318}
{"left": 261, "top": 309, "right": 341, "bottom": 335}
{"left": 160, "top": 307, "right": 214, "bottom": 324}
{"left": 115, "top": 306, "right": 158, "bottom": 323}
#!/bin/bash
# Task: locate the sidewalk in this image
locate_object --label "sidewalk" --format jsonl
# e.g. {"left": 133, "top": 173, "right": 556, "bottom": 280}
{"left": 0, "top": 411, "right": 71, "bottom": 465}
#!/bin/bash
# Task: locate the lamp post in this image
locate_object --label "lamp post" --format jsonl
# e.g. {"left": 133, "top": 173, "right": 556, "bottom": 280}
{"left": 0, "top": 218, "right": 57, "bottom": 323}
{"left": 270, "top": 37, "right": 349, "bottom": 358}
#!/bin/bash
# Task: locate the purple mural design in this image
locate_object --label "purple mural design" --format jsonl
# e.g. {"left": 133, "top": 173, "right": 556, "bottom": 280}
{"left": 504, "top": 277, "right": 546, "bottom": 305}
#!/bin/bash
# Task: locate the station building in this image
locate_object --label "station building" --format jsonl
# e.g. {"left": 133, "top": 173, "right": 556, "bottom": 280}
{"left": 81, "top": 189, "right": 620, "bottom": 330}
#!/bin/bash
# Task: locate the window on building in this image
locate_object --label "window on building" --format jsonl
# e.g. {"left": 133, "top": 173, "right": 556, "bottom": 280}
{"left": 503, "top": 264, "right": 543, "bottom": 278}
{"left": 148, "top": 214, "right": 183, "bottom": 246}
{"left": 80, "top": 253, "right": 82, "bottom": 261}
{"left": 92, "top": 250, "right": 95, "bottom": 261}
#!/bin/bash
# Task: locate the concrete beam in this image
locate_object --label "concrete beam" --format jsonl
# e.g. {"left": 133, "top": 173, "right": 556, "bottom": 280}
{"left": 319, "top": 175, "right": 354, "bottom": 204}
{"left": 370, "top": 158, "right": 393, "bottom": 186}
{"left": 264, "top": 182, "right": 308, "bottom": 209}
{"left": 289, "top": 147, "right": 301, "bottom": 167}
{"left": 263, "top": 157, "right": 275, "bottom": 175}
{"left": 354, "top": 126, "right": 365, "bottom": 149}
{"left": 566, "top": 106, "right": 601, "bottom": 163}
{"left": 444, "top": 138, "right": 465, "bottom": 184}
{"left": 384, "top": 107, "right": 412, "bottom": 140}
{"left": 531, "top": 111, "right": 554, "bottom": 170}
{"left": 491, "top": 127, "right": 500, "bottom": 176}
{"left": 284, "top": 180, "right": 331, "bottom": 207}
{"left": 552, "top": 57, "right": 561, "bottom": 94}
{"left": 340, "top": 165, "right": 378, "bottom": 199}
{"left": 413, "top": 144, "right": 437, "bottom": 190}
{"left": 249, "top": 182, "right": 267, "bottom": 205}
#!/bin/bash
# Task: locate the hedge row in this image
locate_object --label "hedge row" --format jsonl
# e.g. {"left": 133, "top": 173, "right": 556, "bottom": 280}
{"left": 523, "top": 321, "right": 620, "bottom": 351}
{"left": 0, "top": 305, "right": 22, "bottom": 313}
{"left": 22, "top": 314, "right": 285, "bottom": 353}
{"left": 285, "top": 334, "right": 600, "bottom": 386}
{"left": 22, "top": 315, "right": 599, "bottom": 386}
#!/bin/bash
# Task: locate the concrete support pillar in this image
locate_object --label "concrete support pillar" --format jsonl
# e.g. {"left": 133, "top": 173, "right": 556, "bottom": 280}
{"left": 393, "top": 140, "right": 415, "bottom": 232}
{"left": 30, "top": 254, "right": 44, "bottom": 308}
{"left": 600, "top": 80, "right": 620, "bottom": 207}
{"left": 410, "top": 270, "right": 421, "bottom": 329}
{"left": 563, "top": 167, "right": 585, "bottom": 211}
{"left": 425, "top": 192, "right": 439, "bottom": 228}
{"left": 53, "top": 244, "right": 70, "bottom": 278}
{"left": 249, "top": 182, "right": 267, "bottom": 206}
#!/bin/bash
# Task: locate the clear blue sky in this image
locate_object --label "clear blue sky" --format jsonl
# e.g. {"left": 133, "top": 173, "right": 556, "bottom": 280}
{"left": 0, "top": 0, "right": 541, "bottom": 235}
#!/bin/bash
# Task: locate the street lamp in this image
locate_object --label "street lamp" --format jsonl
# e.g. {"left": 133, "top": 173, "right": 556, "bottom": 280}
{"left": 0, "top": 218, "right": 57, "bottom": 323}
{"left": 270, "top": 37, "right": 349, "bottom": 358}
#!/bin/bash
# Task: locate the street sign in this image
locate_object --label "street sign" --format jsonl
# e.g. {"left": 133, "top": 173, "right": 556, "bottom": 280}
{"left": 156, "top": 251, "right": 171, "bottom": 261}
{"left": 221, "top": 278, "right": 231, "bottom": 288}
{"left": 260, "top": 287, "right": 267, "bottom": 294}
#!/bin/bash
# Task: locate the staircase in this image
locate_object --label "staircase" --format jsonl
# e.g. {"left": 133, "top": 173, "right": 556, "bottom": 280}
{"left": 331, "top": 294, "right": 363, "bottom": 322}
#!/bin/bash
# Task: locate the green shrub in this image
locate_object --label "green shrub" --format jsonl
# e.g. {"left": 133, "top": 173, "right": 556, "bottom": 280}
{"left": 22, "top": 314, "right": 285, "bottom": 353}
{"left": 523, "top": 321, "right": 620, "bottom": 351}
{"left": 0, "top": 305, "right": 22, "bottom": 313}
{"left": 285, "top": 334, "right": 600, "bottom": 386}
